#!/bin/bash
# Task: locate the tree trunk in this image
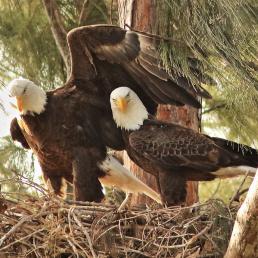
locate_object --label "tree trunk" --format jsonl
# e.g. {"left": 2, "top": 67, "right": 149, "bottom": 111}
{"left": 156, "top": 106, "right": 199, "bottom": 205}
{"left": 225, "top": 171, "right": 258, "bottom": 258}
{"left": 118, "top": 0, "right": 199, "bottom": 206}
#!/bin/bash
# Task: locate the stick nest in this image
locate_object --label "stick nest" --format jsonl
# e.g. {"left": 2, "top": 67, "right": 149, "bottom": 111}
{"left": 0, "top": 177, "right": 239, "bottom": 258}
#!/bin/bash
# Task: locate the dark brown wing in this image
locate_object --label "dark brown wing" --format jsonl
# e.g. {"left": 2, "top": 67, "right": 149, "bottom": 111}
{"left": 128, "top": 121, "right": 249, "bottom": 172}
{"left": 10, "top": 118, "right": 30, "bottom": 149}
{"left": 210, "top": 137, "right": 258, "bottom": 167}
{"left": 66, "top": 25, "right": 211, "bottom": 108}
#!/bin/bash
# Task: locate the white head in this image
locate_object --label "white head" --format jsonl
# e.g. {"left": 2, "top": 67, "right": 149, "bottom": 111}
{"left": 7, "top": 78, "right": 47, "bottom": 115}
{"left": 110, "top": 87, "right": 148, "bottom": 130}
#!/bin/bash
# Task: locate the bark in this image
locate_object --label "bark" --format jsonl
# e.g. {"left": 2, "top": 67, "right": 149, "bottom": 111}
{"left": 156, "top": 106, "right": 199, "bottom": 205}
{"left": 41, "top": 0, "right": 70, "bottom": 75}
{"left": 225, "top": 170, "right": 258, "bottom": 258}
{"left": 118, "top": 0, "right": 134, "bottom": 28}
{"left": 118, "top": 0, "right": 199, "bottom": 206}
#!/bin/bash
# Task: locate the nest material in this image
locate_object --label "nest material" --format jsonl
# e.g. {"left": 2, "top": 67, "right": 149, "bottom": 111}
{"left": 0, "top": 198, "right": 237, "bottom": 258}
{"left": 0, "top": 176, "right": 238, "bottom": 258}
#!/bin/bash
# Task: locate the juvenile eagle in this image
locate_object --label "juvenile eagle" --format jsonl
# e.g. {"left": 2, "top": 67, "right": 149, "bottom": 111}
{"left": 110, "top": 87, "right": 258, "bottom": 205}
{"left": 8, "top": 25, "right": 211, "bottom": 202}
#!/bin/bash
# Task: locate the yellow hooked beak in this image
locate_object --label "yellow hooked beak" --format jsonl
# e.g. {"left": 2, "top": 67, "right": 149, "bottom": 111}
{"left": 16, "top": 96, "right": 23, "bottom": 112}
{"left": 117, "top": 97, "right": 128, "bottom": 112}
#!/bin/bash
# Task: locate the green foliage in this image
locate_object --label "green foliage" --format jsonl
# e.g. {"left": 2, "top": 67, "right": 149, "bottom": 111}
{"left": 104, "top": 187, "right": 125, "bottom": 205}
{"left": 0, "top": 0, "right": 65, "bottom": 88}
{"left": 202, "top": 85, "right": 258, "bottom": 146}
{"left": 199, "top": 177, "right": 253, "bottom": 203}
{"left": 0, "top": 136, "right": 35, "bottom": 194}
{"left": 0, "top": 0, "right": 114, "bottom": 87}
{"left": 155, "top": 0, "right": 258, "bottom": 144}
{"left": 0, "top": 136, "right": 34, "bottom": 176}
{"left": 57, "top": 0, "right": 109, "bottom": 28}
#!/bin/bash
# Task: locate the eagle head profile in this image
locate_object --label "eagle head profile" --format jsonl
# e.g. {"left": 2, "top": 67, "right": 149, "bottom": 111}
{"left": 8, "top": 78, "right": 47, "bottom": 115}
{"left": 110, "top": 86, "right": 148, "bottom": 130}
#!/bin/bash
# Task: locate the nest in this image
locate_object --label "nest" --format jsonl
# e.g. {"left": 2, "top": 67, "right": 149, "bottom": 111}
{"left": 0, "top": 176, "right": 239, "bottom": 258}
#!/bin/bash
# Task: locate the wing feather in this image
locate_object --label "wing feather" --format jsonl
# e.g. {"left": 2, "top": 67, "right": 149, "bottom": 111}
{"left": 126, "top": 62, "right": 201, "bottom": 107}
{"left": 128, "top": 123, "right": 225, "bottom": 171}
{"left": 67, "top": 25, "right": 211, "bottom": 107}
{"left": 10, "top": 118, "right": 30, "bottom": 149}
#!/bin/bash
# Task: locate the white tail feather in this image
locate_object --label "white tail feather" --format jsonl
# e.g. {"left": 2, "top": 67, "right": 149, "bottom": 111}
{"left": 99, "top": 155, "right": 162, "bottom": 204}
{"left": 212, "top": 166, "right": 257, "bottom": 178}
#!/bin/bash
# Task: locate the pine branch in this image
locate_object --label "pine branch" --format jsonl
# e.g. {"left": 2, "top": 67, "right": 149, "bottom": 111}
{"left": 202, "top": 103, "right": 226, "bottom": 115}
{"left": 41, "top": 0, "right": 70, "bottom": 76}
{"left": 78, "top": 0, "right": 89, "bottom": 26}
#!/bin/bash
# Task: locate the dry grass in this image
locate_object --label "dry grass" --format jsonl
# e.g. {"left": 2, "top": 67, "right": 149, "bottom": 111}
{"left": 0, "top": 176, "right": 240, "bottom": 258}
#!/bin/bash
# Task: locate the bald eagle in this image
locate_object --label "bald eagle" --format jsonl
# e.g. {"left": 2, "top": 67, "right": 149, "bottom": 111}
{"left": 7, "top": 25, "right": 211, "bottom": 203}
{"left": 10, "top": 116, "right": 162, "bottom": 208}
{"left": 110, "top": 87, "right": 258, "bottom": 205}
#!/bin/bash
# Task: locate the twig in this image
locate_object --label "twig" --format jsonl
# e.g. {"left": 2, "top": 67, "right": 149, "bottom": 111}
{"left": 109, "top": 0, "right": 114, "bottom": 24}
{"left": 72, "top": 211, "right": 97, "bottom": 258}
{"left": 229, "top": 172, "right": 249, "bottom": 206}
{"left": 0, "top": 178, "right": 237, "bottom": 257}
{"left": 186, "top": 223, "right": 212, "bottom": 246}
{"left": 125, "top": 24, "right": 183, "bottom": 43}
{"left": 210, "top": 180, "right": 221, "bottom": 199}
{"left": 78, "top": 0, "right": 89, "bottom": 26}
{"left": 65, "top": 199, "right": 114, "bottom": 208}
{"left": 66, "top": 235, "right": 80, "bottom": 258}
{"left": 0, "top": 228, "right": 45, "bottom": 251}
{"left": 202, "top": 104, "right": 226, "bottom": 115}
{"left": 0, "top": 203, "right": 50, "bottom": 247}
{"left": 0, "top": 215, "right": 34, "bottom": 247}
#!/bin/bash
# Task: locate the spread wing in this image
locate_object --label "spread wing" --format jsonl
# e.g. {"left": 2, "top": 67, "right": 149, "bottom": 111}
{"left": 128, "top": 122, "right": 233, "bottom": 172}
{"left": 66, "top": 25, "right": 211, "bottom": 108}
{"left": 10, "top": 118, "right": 30, "bottom": 149}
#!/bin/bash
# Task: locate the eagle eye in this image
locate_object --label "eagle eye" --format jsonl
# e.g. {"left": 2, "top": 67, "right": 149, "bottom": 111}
{"left": 23, "top": 87, "right": 27, "bottom": 94}
{"left": 112, "top": 98, "right": 117, "bottom": 103}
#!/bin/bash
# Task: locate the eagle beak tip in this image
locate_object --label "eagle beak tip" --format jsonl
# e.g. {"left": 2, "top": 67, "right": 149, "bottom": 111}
{"left": 117, "top": 97, "right": 128, "bottom": 113}
{"left": 16, "top": 96, "right": 23, "bottom": 112}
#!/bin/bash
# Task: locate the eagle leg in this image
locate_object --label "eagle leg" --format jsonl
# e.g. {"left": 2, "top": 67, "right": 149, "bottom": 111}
{"left": 158, "top": 172, "right": 187, "bottom": 206}
{"left": 43, "top": 174, "right": 67, "bottom": 198}
{"left": 72, "top": 147, "right": 104, "bottom": 202}
{"left": 117, "top": 192, "right": 132, "bottom": 212}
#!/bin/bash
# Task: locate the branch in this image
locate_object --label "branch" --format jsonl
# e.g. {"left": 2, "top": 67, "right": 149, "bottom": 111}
{"left": 202, "top": 103, "right": 226, "bottom": 115}
{"left": 225, "top": 170, "right": 258, "bottom": 258}
{"left": 125, "top": 24, "right": 183, "bottom": 44}
{"left": 41, "top": 0, "right": 70, "bottom": 76}
{"left": 78, "top": 0, "right": 89, "bottom": 26}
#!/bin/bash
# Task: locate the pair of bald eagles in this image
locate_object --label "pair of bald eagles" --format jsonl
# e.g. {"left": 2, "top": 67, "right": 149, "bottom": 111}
{"left": 8, "top": 25, "right": 257, "bottom": 208}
